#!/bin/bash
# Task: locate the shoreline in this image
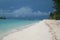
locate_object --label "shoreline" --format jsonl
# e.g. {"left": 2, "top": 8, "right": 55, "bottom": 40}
{"left": 1, "top": 20, "right": 60, "bottom": 40}
{"left": 0, "top": 21, "right": 40, "bottom": 40}
{"left": 2, "top": 20, "right": 52, "bottom": 40}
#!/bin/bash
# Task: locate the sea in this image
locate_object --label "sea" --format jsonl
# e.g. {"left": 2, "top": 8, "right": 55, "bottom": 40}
{"left": 0, "top": 19, "right": 39, "bottom": 39}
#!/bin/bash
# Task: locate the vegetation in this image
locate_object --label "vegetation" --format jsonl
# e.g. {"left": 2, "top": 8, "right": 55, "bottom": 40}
{"left": 0, "top": 17, "right": 6, "bottom": 19}
{"left": 49, "top": 0, "right": 60, "bottom": 20}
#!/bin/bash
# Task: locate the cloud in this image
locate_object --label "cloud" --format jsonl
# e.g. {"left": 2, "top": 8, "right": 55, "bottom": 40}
{"left": 0, "top": 7, "right": 49, "bottom": 19}
{"left": 12, "top": 7, "right": 49, "bottom": 17}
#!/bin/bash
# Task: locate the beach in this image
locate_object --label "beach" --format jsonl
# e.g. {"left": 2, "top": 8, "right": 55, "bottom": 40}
{"left": 1, "top": 20, "right": 60, "bottom": 40}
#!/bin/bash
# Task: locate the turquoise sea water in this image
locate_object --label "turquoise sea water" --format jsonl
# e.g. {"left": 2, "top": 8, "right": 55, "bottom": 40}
{"left": 0, "top": 19, "right": 39, "bottom": 37}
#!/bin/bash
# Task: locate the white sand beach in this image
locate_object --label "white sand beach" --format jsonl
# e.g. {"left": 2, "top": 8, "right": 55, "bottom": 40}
{"left": 2, "top": 20, "right": 60, "bottom": 40}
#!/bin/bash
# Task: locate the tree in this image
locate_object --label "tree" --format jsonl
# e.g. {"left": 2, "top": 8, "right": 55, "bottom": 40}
{"left": 50, "top": 0, "right": 60, "bottom": 20}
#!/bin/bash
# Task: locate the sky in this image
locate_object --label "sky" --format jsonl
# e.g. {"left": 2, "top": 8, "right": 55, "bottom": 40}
{"left": 0, "top": 0, "right": 53, "bottom": 19}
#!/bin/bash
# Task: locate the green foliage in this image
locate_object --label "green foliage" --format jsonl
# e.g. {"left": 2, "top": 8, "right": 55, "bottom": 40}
{"left": 49, "top": 0, "right": 60, "bottom": 20}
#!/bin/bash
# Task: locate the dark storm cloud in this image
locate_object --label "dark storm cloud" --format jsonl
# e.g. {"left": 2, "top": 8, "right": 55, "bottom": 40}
{"left": 0, "top": 0, "right": 53, "bottom": 12}
{"left": 0, "top": 0, "right": 53, "bottom": 19}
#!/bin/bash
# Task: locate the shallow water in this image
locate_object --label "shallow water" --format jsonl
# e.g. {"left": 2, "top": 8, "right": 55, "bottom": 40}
{"left": 0, "top": 19, "right": 39, "bottom": 38}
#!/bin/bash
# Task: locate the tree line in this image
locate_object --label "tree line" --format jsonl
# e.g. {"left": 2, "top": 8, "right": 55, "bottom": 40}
{"left": 49, "top": 0, "right": 60, "bottom": 20}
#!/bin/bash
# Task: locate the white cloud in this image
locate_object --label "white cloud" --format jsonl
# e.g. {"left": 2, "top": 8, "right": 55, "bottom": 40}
{"left": 12, "top": 7, "right": 49, "bottom": 17}
{"left": 0, "top": 7, "right": 49, "bottom": 19}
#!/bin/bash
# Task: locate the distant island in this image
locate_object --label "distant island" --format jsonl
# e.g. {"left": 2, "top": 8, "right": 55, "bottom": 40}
{"left": 0, "top": 17, "right": 6, "bottom": 19}
{"left": 49, "top": 0, "right": 60, "bottom": 20}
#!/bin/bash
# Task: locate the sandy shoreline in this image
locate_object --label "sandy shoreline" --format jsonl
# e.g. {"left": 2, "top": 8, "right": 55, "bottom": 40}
{"left": 0, "top": 21, "right": 39, "bottom": 40}
{"left": 1, "top": 20, "right": 60, "bottom": 40}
